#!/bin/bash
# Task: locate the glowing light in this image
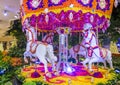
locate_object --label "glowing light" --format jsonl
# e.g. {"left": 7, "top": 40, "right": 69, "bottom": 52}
{"left": 69, "top": 4, "right": 74, "bottom": 8}
{"left": 117, "top": 43, "right": 120, "bottom": 47}
{"left": 14, "top": 15, "right": 18, "bottom": 18}
{"left": 67, "top": 67, "right": 72, "bottom": 73}
{"left": 3, "top": 10, "right": 7, "bottom": 16}
{"left": 65, "top": 65, "right": 75, "bottom": 73}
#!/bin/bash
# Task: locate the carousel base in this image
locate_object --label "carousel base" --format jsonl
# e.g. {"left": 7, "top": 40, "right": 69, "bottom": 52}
{"left": 20, "top": 63, "right": 115, "bottom": 85}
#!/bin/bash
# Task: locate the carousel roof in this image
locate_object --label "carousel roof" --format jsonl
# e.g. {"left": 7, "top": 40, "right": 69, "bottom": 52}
{"left": 21, "top": 0, "right": 115, "bottom": 32}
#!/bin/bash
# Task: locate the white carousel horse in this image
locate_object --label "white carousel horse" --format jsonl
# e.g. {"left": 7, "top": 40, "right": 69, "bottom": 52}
{"left": 82, "top": 23, "right": 113, "bottom": 72}
{"left": 68, "top": 41, "right": 87, "bottom": 63}
{"left": 24, "top": 32, "right": 54, "bottom": 64}
{"left": 23, "top": 19, "right": 57, "bottom": 77}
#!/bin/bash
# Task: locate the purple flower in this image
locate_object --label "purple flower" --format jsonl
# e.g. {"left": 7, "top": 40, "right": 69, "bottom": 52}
{"left": 77, "top": 0, "right": 93, "bottom": 7}
{"left": 31, "top": 71, "right": 41, "bottom": 78}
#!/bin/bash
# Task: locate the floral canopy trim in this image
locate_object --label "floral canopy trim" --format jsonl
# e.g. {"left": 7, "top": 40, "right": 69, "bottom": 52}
{"left": 21, "top": 0, "right": 114, "bottom": 32}
{"left": 25, "top": 0, "right": 111, "bottom": 12}
{"left": 23, "top": 11, "right": 110, "bottom": 32}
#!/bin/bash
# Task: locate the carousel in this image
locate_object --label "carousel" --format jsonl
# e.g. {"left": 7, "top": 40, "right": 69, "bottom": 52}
{"left": 18, "top": 0, "right": 118, "bottom": 85}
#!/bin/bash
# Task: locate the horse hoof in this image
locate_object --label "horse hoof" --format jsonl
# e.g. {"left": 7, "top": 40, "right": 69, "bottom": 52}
{"left": 45, "top": 72, "right": 52, "bottom": 78}
{"left": 53, "top": 71, "right": 59, "bottom": 76}
{"left": 111, "top": 68, "right": 114, "bottom": 70}
{"left": 89, "top": 69, "right": 94, "bottom": 74}
{"left": 104, "top": 67, "right": 108, "bottom": 70}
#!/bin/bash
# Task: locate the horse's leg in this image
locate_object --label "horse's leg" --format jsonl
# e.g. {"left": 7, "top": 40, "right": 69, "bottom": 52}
{"left": 82, "top": 58, "right": 90, "bottom": 69}
{"left": 88, "top": 57, "right": 99, "bottom": 72}
{"left": 37, "top": 55, "right": 52, "bottom": 77}
{"left": 103, "top": 60, "right": 107, "bottom": 69}
{"left": 51, "top": 59, "right": 59, "bottom": 76}
{"left": 107, "top": 59, "right": 113, "bottom": 69}
{"left": 47, "top": 45, "right": 59, "bottom": 76}
{"left": 69, "top": 49, "right": 73, "bottom": 58}
{"left": 106, "top": 50, "right": 113, "bottom": 69}
{"left": 42, "top": 58, "right": 48, "bottom": 73}
{"left": 23, "top": 51, "right": 29, "bottom": 63}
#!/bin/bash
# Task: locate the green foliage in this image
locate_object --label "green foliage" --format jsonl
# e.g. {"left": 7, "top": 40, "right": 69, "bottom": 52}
{"left": 16, "top": 75, "right": 25, "bottom": 83}
{"left": 68, "top": 33, "right": 79, "bottom": 47}
{"left": 0, "top": 56, "right": 11, "bottom": 70}
{"left": 5, "top": 20, "right": 26, "bottom": 58}
{"left": 6, "top": 19, "right": 23, "bottom": 39}
{"left": 15, "top": 68, "right": 25, "bottom": 83}
{"left": 97, "top": 82, "right": 105, "bottom": 85}
{"left": 7, "top": 46, "right": 25, "bottom": 57}
{"left": 112, "top": 56, "right": 120, "bottom": 68}
{"left": 35, "top": 81, "right": 49, "bottom": 85}
{"left": 0, "top": 67, "right": 16, "bottom": 85}
{"left": 105, "top": 6, "right": 120, "bottom": 42}
{"left": 0, "top": 51, "right": 11, "bottom": 69}
{"left": 4, "top": 81, "right": 13, "bottom": 85}
{"left": 23, "top": 81, "right": 36, "bottom": 85}
{"left": 0, "top": 75, "right": 11, "bottom": 85}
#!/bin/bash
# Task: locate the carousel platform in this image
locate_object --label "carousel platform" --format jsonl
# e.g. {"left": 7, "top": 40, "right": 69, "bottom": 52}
{"left": 18, "top": 63, "right": 116, "bottom": 85}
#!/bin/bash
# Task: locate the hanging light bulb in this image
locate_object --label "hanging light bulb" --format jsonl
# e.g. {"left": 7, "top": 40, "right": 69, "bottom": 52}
{"left": 3, "top": 10, "right": 7, "bottom": 16}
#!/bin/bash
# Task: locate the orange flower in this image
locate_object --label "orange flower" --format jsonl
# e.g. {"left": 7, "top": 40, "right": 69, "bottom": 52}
{"left": 10, "top": 57, "right": 22, "bottom": 66}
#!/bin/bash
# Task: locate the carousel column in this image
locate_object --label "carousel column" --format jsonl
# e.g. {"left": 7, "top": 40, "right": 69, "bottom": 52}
{"left": 56, "top": 27, "right": 71, "bottom": 72}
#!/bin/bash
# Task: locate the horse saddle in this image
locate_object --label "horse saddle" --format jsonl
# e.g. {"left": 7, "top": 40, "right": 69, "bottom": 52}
{"left": 30, "top": 41, "right": 48, "bottom": 54}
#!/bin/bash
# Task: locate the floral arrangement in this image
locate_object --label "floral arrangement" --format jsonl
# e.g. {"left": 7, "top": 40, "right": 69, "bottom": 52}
{"left": 96, "top": 0, "right": 110, "bottom": 11}
{"left": 10, "top": 57, "right": 22, "bottom": 67}
{"left": 15, "top": 64, "right": 118, "bottom": 85}
{"left": 77, "top": 0, "right": 93, "bottom": 7}
{"left": 24, "top": 12, "right": 110, "bottom": 32}
{"left": 21, "top": 0, "right": 114, "bottom": 32}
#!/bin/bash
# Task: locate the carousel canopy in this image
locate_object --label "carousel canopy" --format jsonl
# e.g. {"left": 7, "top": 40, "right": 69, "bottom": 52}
{"left": 21, "top": 0, "right": 115, "bottom": 32}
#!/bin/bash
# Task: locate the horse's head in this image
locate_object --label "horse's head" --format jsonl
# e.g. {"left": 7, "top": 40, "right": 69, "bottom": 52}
{"left": 83, "top": 23, "right": 92, "bottom": 31}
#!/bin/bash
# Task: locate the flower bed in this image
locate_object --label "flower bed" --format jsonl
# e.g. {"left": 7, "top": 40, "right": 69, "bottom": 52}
{"left": 16, "top": 64, "right": 117, "bottom": 85}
